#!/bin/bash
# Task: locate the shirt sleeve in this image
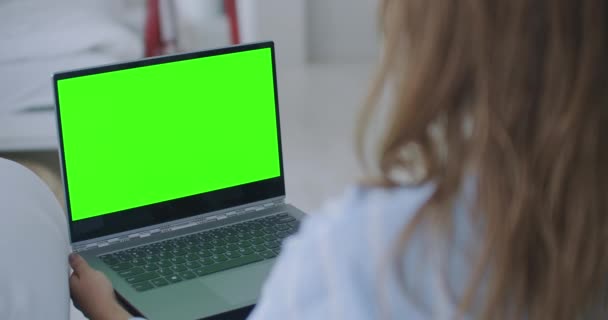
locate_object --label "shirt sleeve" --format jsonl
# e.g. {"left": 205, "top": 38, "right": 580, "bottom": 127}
{"left": 0, "top": 158, "right": 71, "bottom": 320}
{"left": 247, "top": 216, "right": 332, "bottom": 320}
{"left": 247, "top": 190, "right": 367, "bottom": 320}
{"left": 247, "top": 185, "right": 441, "bottom": 320}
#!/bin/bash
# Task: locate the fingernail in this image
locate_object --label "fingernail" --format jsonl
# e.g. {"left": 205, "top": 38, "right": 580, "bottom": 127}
{"left": 69, "top": 253, "right": 77, "bottom": 262}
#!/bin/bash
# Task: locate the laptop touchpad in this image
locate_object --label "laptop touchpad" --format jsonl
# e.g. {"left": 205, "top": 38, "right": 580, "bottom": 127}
{"left": 199, "top": 261, "right": 273, "bottom": 305}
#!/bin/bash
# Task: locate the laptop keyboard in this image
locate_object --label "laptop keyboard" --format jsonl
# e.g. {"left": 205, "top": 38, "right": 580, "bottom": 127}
{"left": 99, "top": 212, "right": 299, "bottom": 292}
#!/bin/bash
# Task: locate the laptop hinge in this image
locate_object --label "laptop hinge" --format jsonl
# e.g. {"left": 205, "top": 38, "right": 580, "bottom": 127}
{"left": 72, "top": 197, "right": 286, "bottom": 252}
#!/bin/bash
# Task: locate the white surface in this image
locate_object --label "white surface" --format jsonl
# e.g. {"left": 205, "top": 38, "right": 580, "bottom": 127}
{"left": 0, "top": 112, "right": 57, "bottom": 151}
{"left": 0, "top": 158, "right": 71, "bottom": 319}
{"left": 0, "top": 0, "right": 144, "bottom": 153}
{"left": 173, "top": 1, "right": 231, "bottom": 52}
{"left": 278, "top": 63, "right": 374, "bottom": 211}
{"left": 307, "top": 0, "right": 380, "bottom": 63}
{"left": 0, "top": 0, "right": 231, "bottom": 153}
{"left": 0, "top": 0, "right": 143, "bottom": 115}
{"left": 238, "top": 0, "right": 307, "bottom": 67}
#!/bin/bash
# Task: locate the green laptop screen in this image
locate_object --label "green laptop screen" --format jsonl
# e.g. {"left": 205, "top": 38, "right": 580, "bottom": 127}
{"left": 57, "top": 48, "right": 281, "bottom": 221}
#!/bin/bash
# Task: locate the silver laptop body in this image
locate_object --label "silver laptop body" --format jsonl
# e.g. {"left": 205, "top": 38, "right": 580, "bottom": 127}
{"left": 53, "top": 41, "right": 305, "bottom": 320}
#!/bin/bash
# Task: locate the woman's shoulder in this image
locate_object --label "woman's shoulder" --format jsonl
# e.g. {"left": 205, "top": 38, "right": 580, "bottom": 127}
{"left": 288, "top": 183, "right": 476, "bottom": 319}
{"left": 250, "top": 184, "right": 440, "bottom": 320}
{"left": 302, "top": 184, "right": 436, "bottom": 250}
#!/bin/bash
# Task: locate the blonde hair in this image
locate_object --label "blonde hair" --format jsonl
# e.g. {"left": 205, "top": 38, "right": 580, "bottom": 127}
{"left": 359, "top": 0, "right": 608, "bottom": 319}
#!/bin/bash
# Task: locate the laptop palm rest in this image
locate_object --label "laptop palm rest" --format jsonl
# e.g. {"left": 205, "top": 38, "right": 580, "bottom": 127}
{"left": 200, "top": 259, "right": 273, "bottom": 305}
{"left": 133, "top": 259, "right": 274, "bottom": 320}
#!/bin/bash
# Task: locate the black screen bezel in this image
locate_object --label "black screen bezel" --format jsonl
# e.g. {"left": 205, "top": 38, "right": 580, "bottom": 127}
{"left": 53, "top": 42, "right": 285, "bottom": 243}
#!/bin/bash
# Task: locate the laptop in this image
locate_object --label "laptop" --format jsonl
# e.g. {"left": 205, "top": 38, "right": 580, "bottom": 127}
{"left": 53, "top": 41, "right": 305, "bottom": 320}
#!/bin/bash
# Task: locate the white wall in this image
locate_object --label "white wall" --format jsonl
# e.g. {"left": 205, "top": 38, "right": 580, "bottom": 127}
{"left": 237, "top": 0, "right": 379, "bottom": 66}
{"left": 238, "top": 0, "right": 307, "bottom": 67}
{"left": 307, "top": 0, "right": 380, "bottom": 63}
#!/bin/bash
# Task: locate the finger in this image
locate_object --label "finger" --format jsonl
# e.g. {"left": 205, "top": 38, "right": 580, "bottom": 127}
{"left": 69, "top": 272, "right": 80, "bottom": 290}
{"left": 69, "top": 253, "right": 91, "bottom": 276}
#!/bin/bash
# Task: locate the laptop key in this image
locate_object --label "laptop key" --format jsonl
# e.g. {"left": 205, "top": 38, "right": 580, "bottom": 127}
{"left": 185, "top": 261, "right": 201, "bottom": 269}
{"left": 211, "top": 239, "right": 226, "bottom": 246}
{"left": 263, "top": 234, "right": 277, "bottom": 242}
{"left": 133, "top": 281, "right": 154, "bottom": 292}
{"left": 131, "top": 258, "right": 146, "bottom": 266}
{"left": 211, "top": 247, "right": 226, "bottom": 254}
{"left": 144, "top": 263, "right": 159, "bottom": 272}
{"left": 262, "top": 227, "right": 276, "bottom": 235}
{"left": 144, "top": 255, "right": 160, "bottom": 263}
{"left": 166, "top": 274, "right": 183, "bottom": 284}
{"left": 160, "top": 244, "right": 174, "bottom": 252}
{"left": 179, "top": 271, "right": 197, "bottom": 280}
{"left": 158, "top": 251, "right": 174, "bottom": 259}
{"left": 239, "top": 247, "right": 254, "bottom": 255}
{"left": 200, "top": 257, "right": 215, "bottom": 265}
{"left": 157, "top": 260, "right": 172, "bottom": 268}
{"left": 131, "top": 251, "right": 146, "bottom": 259}
{"left": 239, "top": 240, "right": 252, "bottom": 248}
{"left": 261, "top": 250, "right": 277, "bottom": 259}
{"left": 253, "top": 244, "right": 267, "bottom": 252}
{"left": 196, "top": 254, "right": 264, "bottom": 278}
{"left": 225, "top": 243, "right": 239, "bottom": 251}
{"left": 116, "top": 253, "right": 133, "bottom": 262}
{"left": 237, "top": 233, "right": 252, "bottom": 240}
{"left": 197, "top": 250, "right": 212, "bottom": 258}
{"left": 185, "top": 253, "right": 199, "bottom": 261}
{"left": 276, "top": 230, "right": 290, "bottom": 239}
{"left": 265, "top": 240, "right": 281, "bottom": 249}
{"left": 111, "top": 262, "right": 133, "bottom": 271}
{"left": 193, "top": 268, "right": 208, "bottom": 277}
{"left": 101, "top": 256, "right": 121, "bottom": 266}
{"left": 225, "top": 251, "right": 241, "bottom": 259}
{"left": 151, "top": 278, "right": 169, "bottom": 287}
{"left": 251, "top": 230, "right": 265, "bottom": 237}
{"left": 145, "top": 248, "right": 160, "bottom": 255}
{"left": 170, "top": 257, "right": 186, "bottom": 264}
{"left": 171, "top": 249, "right": 187, "bottom": 256}
{"left": 201, "top": 243, "right": 214, "bottom": 250}
{"left": 118, "top": 267, "right": 145, "bottom": 278}
{"left": 158, "top": 268, "right": 174, "bottom": 277}
{"left": 171, "top": 264, "right": 188, "bottom": 272}
{"left": 225, "top": 236, "right": 239, "bottom": 243}
{"left": 212, "top": 254, "right": 228, "bottom": 262}
{"left": 126, "top": 271, "right": 160, "bottom": 284}
{"left": 186, "top": 246, "right": 199, "bottom": 254}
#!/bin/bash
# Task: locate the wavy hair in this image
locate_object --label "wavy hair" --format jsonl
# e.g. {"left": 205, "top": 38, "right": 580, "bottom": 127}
{"left": 359, "top": 0, "right": 608, "bottom": 319}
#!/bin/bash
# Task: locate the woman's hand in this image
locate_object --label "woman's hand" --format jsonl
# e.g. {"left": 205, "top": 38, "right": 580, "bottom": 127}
{"left": 69, "top": 253, "right": 132, "bottom": 320}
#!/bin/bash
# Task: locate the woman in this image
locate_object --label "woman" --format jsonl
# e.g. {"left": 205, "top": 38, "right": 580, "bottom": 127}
{"left": 8, "top": 0, "right": 608, "bottom": 318}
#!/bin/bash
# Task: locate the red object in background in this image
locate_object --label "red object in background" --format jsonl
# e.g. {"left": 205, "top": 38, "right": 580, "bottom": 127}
{"left": 225, "top": 0, "right": 240, "bottom": 44}
{"left": 146, "top": 0, "right": 240, "bottom": 57}
{"left": 145, "top": 0, "right": 162, "bottom": 57}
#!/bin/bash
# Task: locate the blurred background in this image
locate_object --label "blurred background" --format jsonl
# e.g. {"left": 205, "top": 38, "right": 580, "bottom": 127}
{"left": 1, "top": 0, "right": 381, "bottom": 213}
{"left": 0, "top": 1, "right": 380, "bottom": 317}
